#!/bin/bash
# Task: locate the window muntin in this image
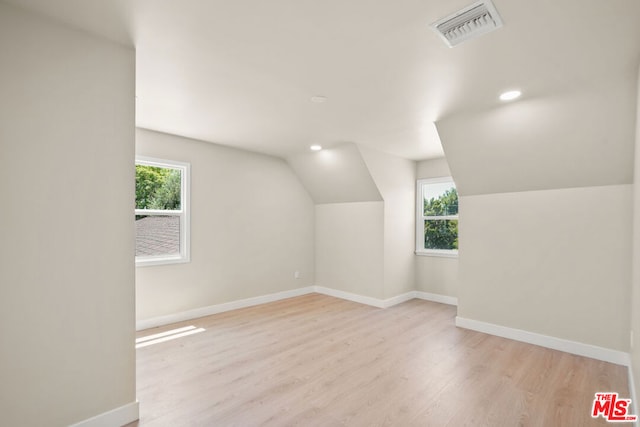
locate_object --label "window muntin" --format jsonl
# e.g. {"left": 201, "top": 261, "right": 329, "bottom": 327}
{"left": 135, "top": 157, "right": 190, "bottom": 266}
{"left": 416, "top": 177, "right": 458, "bottom": 257}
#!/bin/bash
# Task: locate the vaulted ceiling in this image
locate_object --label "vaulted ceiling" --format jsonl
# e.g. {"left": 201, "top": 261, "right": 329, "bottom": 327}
{"left": 5, "top": 0, "right": 640, "bottom": 176}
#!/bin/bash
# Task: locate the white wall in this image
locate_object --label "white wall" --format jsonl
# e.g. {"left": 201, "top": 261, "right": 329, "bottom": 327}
{"left": 458, "top": 185, "right": 632, "bottom": 351}
{"left": 135, "top": 129, "right": 315, "bottom": 320}
{"left": 294, "top": 144, "right": 415, "bottom": 301}
{"left": 315, "top": 202, "right": 385, "bottom": 299}
{"left": 631, "top": 64, "right": 640, "bottom": 398}
{"left": 438, "top": 68, "right": 636, "bottom": 354}
{"left": 289, "top": 144, "right": 414, "bottom": 300}
{"left": 359, "top": 147, "right": 416, "bottom": 298}
{"left": 0, "top": 4, "right": 136, "bottom": 426}
{"left": 415, "top": 158, "right": 458, "bottom": 298}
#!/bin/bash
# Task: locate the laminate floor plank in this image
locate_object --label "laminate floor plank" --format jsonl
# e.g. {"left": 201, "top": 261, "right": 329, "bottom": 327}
{"left": 130, "top": 294, "right": 632, "bottom": 426}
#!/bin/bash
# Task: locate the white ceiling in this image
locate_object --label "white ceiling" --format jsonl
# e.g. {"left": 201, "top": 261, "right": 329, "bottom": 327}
{"left": 5, "top": 0, "right": 640, "bottom": 160}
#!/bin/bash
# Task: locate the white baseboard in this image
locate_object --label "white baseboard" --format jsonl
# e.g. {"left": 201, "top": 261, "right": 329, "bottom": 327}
{"left": 414, "top": 291, "right": 458, "bottom": 306}
{"left": 137, "top": 286, "right": 315, "bottom": 331}
{"left": 68, "top": 401, "right": 139, "bottom": 427}
{"left": 312, "top": 287, "right": 421, "bottom": 309}
{"left": 313, "top": 286, "right": 386, "bottom": 308}
{"left": 456, "top": 316, "right": 631, "bottom": 366}
{"left": 138, "top": 287, "right": 459, "bottom": 330}
{"left": 382, "top": 291, "right": 417, "bottom": 308}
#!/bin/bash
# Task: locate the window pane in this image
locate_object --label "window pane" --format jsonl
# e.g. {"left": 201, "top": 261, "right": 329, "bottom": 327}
{"left": 135, "top": 165, "right": 182, "bottom": 210}
{"left": 423, "top": 182, "right": 458, "bottom": 216}
{"left": 424, "top": 219, "right": 458, "bottom": 250}
{"left": 135, "top": 215, "right": 180, "bottom": 256}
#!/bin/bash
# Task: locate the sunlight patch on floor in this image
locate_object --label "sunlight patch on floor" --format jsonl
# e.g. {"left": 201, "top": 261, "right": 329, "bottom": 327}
{"left": 136, "top": 325, "right": 205, "bottom": 348}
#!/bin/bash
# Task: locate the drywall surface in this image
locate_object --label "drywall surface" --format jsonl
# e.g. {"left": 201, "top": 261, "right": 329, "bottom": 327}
{"left": 286, "top": 143, "right": 382, "bottom": 204}
{"left": 415, "top": 158, "right": 458, "bottom": 298}
{"left": 631, "top": 65, "right": 640, "bottom": 397}
{"left": 417, "top": 157, "right": 452, "bottom": 180}
{"left": 359, "top": 147, "right": 415, "bottom": 298}
{"left": 458, "top": 185, "right": 631, "bottom": 351}
{"left": 438, "top": 82, "right": 636, "bottom": 196}
{"left": 0, "top": 4, "right": 136, "bottom": 426}
{"left": 315, "top": 202, "right": 385, "bottom": 299}
{"left": 136, "top": 129, "right": 315, "bottom": 320}
{"left": 415, "top": 256, "right": 458, "bottom": 297}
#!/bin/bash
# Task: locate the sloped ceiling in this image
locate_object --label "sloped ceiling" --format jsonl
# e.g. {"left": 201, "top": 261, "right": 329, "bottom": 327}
{"left": 4, "top": 0, "right": 640, "bottom": 182}
{"left": 287, "top": 143, "right": 418, "bottom": 205}
{"left": 287, "top": 143, "right": 382, "bottom": 204}
{"left": 438, "top": 79, "right": 637, "bottom": 196}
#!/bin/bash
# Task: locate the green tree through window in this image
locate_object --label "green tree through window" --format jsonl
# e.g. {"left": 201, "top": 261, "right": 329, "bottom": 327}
{"left": 417, "top": 178, "right": 458, "bottom": 254}
{"left": 423, "top": 188, "right": 458, "bottom": 250}
{"left": 136, "top": 165, "right": 181, "bottom": 211}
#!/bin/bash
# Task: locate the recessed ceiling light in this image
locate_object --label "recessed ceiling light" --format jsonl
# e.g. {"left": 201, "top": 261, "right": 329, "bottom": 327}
{"left": 310, "top": 145, "right": 322, "bottom": 151}
{"left": 310, "top": 96, "right": 327, "bottom": 103}
{"left": 499, "top": 90, "right": 522, "bottom": 101}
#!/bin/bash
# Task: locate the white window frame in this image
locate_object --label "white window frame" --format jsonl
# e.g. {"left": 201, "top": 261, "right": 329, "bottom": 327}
{"left": 415, "top": 177, "right": 458, "bottom": 258}
{"left": 135, "top": 156, "right": 190, "bottom": 267}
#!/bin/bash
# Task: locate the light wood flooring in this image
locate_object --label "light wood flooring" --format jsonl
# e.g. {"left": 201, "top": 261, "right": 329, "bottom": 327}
{"left": 130, "top": 293, "right": 632, "bottom": 426}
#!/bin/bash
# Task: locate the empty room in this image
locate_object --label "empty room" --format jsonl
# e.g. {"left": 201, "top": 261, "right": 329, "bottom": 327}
{"left": 2, "top": 0, "right": 640, "bottom": 426}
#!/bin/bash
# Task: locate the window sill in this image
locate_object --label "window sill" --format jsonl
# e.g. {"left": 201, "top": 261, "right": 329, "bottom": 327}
{"left": 415, "top": 250, "right": 458, "bottom": 258}
{"left": 136, "top": 255, "right": 190, "bottom": 267}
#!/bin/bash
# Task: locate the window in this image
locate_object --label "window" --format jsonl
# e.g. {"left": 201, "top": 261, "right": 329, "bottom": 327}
{"left": 135, "top": 156, "right": 190, "bottom": 266}
{"left": 416, "top": 177, "right": 458, "bottom": 257}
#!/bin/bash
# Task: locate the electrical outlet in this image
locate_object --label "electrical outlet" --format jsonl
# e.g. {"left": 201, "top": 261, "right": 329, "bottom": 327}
{"left": 294, "top": 271, "right": 301, "bottom": 279}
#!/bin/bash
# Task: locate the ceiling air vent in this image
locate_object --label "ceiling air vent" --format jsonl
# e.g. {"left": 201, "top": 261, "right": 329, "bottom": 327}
{"left": 431, "top": 0, "right": 503, "bottom": 48}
